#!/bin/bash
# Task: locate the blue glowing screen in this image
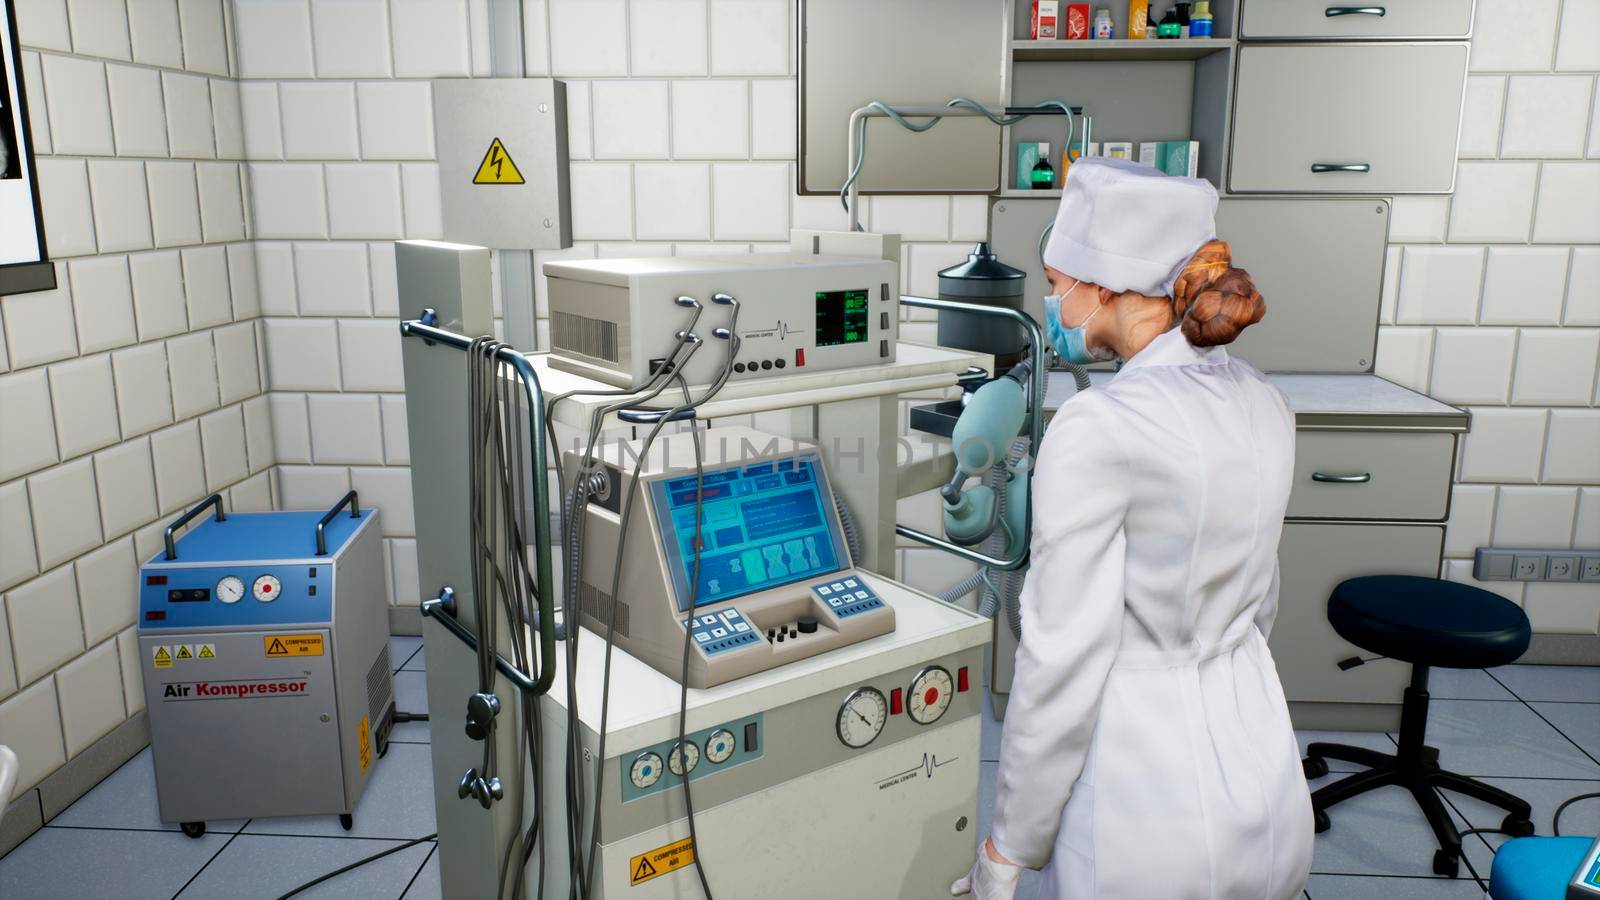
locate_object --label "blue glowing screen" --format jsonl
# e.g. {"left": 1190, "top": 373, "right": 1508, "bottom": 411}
{"left": 650, "top": 454, "right": 849, "bottom": 611}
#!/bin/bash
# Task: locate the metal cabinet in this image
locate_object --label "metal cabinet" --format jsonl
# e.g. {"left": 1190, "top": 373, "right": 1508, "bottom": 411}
{"left": 1228, "top": 43, "right": 1469, "bottom": 193}
{"left": 1241, "top": 0, "right": 1475, "bottom": 40}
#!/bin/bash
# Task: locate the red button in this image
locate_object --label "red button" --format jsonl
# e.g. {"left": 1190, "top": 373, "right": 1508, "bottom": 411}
{"left": 795, "top": 348, "right": 806, "bottom": 367}
{"left": 145, "top": 610, "right": 166, "bottom": 621}
{"left": 924, "top": 688, "right": 939, "bottom": 707}
{"left": 262, "top": 584, "right": 272, "bottom": 593}
{"left": 890, "top": 687, "right": 903, "bottom": 715}
{"left": 957, "top": 666, "right": 970, "bottom": 692}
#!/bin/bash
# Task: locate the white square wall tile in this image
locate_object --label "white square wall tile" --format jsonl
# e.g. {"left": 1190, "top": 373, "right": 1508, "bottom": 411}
{"left": 870, "top": 197, "right": 952, "bottom": 243}
{"left": 591, "top": 81, "right": 669, "bottom": 159}
{"left": 325, "top": 164, "right": 404, "bottom": 239}
{"left": 356, "top": 82, "right": 433, "bottom": 159}
{"left": 564, "top": 80, "right": 592, "bottom": 159}
{"left": 276, "top": 465, "right": 352, "bottom": 510}
{"left": 229, "top": 470, "right": 273, "bottom": 511}
{"left": 210, "top": 78, "right": 244, "bottom": 160}
{"left": 248, "top": 164, "right": 328, "bottom": 239}
{"left": 128, "top": 250, "right": 188, "bottom": 341}
{"left": 1495, "top": 485, "right": 1579, "bottom": 548}
{"left": 709, "top": 0, "right": 788, "bottom": 75}
{"left": 349, "top": 467, "right": 413, "bottom": 536}
{"left": 368, "top": 243, "right": 398, "bottom": 317}
{"left": 400, "top": 163, "right": 443, "bottom": 239}
{"left": 1555, "top": 0, "right": 1600, "bottom": 70}
{"left": 74, "top": 537, "right": 136, "bottom": 645}
{"left": 1501, "top": 75, "right": 1593, "bottom": 159}
{"left": 163, "top": 72, "right": 216, "bottom": 159}
{"left": 0, "top": 481, "right": 37, "bottom": 592}
{"left": 1428, "top": 327, "right": 1516, "bottom": 405}
{"left": 279, "top": 82, "right": 360, "bottom": 160}
{"left": 294, "top": 242, "right": 372, "bottom": 315}
{"left": 310, "top": 0, "right": 392, "bottom": 77}
{"left": 1386, "top": 196, "right": 1449, "bottom": 244}
{"left": 17, "top": 0, "right": 72, "bottom": 51}
{"left": 238, "top": 82, "right": 283, "bottom": 160}
{"left": 253, "top": 241, "right": 297, "bottom": 315}
{"left": 1458, "top": 407, "right": 1547, "bottom": 484}
{"left": 390, "top": 0, "right": 471, "bottom": 77}
{"left": 148, "top": 420, "right": 205, "bottom": 513}
{"left": 34, "top": 159, "right": 96, "bottom": 258}
{"left": 568, "top": 163, "right": 633, "bottom": 240}
{"left": 181, "top": 246, "right": 231, "bottom": 330}
{"left": 146, "top": 161, "right": 202, "bottom": 248}
{"left": 1523, "top": 583, "right": 1600, "bottom": 635}
{"left": 128, "top": 0, "right": 183, "bottom": 67}
{"left": 21, "top": 51, "right": 48, "bottom": 155}
{"left": 166, "top": 331, "right": 220, "bottom": 420}
{"left": 1373, "top": 327, "right": 1435, "bottom": 393}
{"left": 1458, "top": 76, "right": 1506, "bottom": 159}
{"left": 672, "top": 80, "right": 748, "bottom": 159}
{"left": 66, "top": 0, "right": 131, "bottom": 59}
{"left": 2, "top": 269, "right": 78, "bottom": 368}
{"left": 233, "top": 0, "right": 315, "bottom": 77}
{"left": 380, "top": 395, "right": 409, "bottom": 465}
{"left": 111, "top": 342, "right": 174, "bottom": 438}
{"left": 41, "top": 52, "right": 113, "bottom": 157}
{"left": 1512, "top": 328, "right": 1600, "bottom": 405}
{"left": 1544, "top": 409, "right": 1600, "bottom": 485}
{"left": 1444, "top": 484, "right": 1497, "bottom": 558}
{"left": 117, "top": 626, "right": 143, "bottom": 713}
{"left": 1532, "top": 162, "right": 1600, "bottom": 243}
{"left": 93, "top": 438, "right": 157, "bottom": 540}
{"left": 547, "top": 0, "right": 628, "bottom": 77}
{"left": 1567, "top": 248, "right": 1600, "bottom": 326}
{"left": 49, "top": 354, "right": 120, "bottom": 459}
{"left": 389, "top": 537, "right": 419, "bottom": 606}
{"left": 337, "top": 320, "right": 404, "bottom": 392}
{"left": 268, "top": 393, "right": 310, "bottom": 464}
{"left": 1443, "top": 558, "right": 1525, "bottom": 606}
{"left": 750, "top": 79, "right": 796, "bottom": 160}
{"left": 28, "top": 458, "right": 103, "bottom": 569}
{"left": 1470, "top": 0, "right": 1562, "bottom": 72}
{"left": 227, "top": 244, "right": 261, "bottom": 320}
{"left": 0, "top": 598, "right": 11, "bottom": 699}
{"left": 263, "top": 319, "right": 342, "bottom": 390}
{"left": 1396, "top": 246, "right": 1484, "bottom": 325}
{"left": 0, "top": 679, "right": 67, "bottom": 791}
{"left": 68, "top": 257, "right": 136, "bottom": 354}
{"left": 213, "top": 322, "right": 261, "bottom": 404}
{"left": 1448, "top": 162, "right": 1539, "bottom": 243}
{"left": 56, "top": 638, "right": 125, "bottom": 757}
{"left": 179, "top": 0, "right": 230, "bottom": 76}
{"left": 633, "top": 163, "right": 711, "bottom": 240}
{"left": 6, "top": 565, "right": 83, "bottom": 686}
{"left": 307, "top": 394, "right": 384, "bottom": 464}
{"left": 1479, "top": 247, "right": 1570, "bottom": 326}
{"left": 88, "top": 160, "right": 154, "bottom": 253}
{"left": 0, "top": 370, "right": 59, "bottom": 481}
{"left": 630, "top": 0, "right": 706, "bottom": 75}
{"left": 106, "top": 64, "right": 168, "bottom": 158}
{"left": 198, "top": 407, "right": 248, "bottom": 492}
{"left": 1576, "top": 488, "right": 1600, "bottom": 546}
{"left": 712, "top": 163, "right": 789, "bottom": 240}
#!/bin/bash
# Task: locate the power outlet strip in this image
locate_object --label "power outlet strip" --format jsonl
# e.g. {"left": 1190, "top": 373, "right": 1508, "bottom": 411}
{"left": 1474, "top": 547, "right": 1600, "bottom": 582}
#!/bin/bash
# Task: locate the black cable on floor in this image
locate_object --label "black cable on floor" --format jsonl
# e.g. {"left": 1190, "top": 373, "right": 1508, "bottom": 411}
{"left": 392, "top": 711, "right": 429, "bottom": 723}
{"left": 273, "top": 833, "right": 438, "bottom": 900}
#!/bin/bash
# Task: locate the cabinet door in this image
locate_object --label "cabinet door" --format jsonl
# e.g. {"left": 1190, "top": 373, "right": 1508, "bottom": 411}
{"left": 1269, "top": 523, "right": 1442, "bottom": 706}
{"left": 1241, "top": 0, "right": 1475, "bottom": 40}
{"left": 1288, "top": 432, "right": 1455, "bottom": 521}
{"left": 1229, "top": 43, "right": 1468, "bottom": 193}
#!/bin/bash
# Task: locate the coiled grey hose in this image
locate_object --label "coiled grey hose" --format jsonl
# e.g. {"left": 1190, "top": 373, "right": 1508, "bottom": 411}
{"left": 831, "top": 488, "right": 861, "bottom": 564}
{"left": 935, "top": 439, "right": 1029, "bottom": 642}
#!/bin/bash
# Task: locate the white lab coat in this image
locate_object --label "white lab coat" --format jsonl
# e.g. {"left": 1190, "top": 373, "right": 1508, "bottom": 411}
{"left": 991, "top": 328, "right": 1313, "bottom": 900}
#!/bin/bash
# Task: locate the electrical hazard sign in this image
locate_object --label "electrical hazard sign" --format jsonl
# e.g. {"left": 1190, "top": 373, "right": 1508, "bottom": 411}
{"left": 152, "top": 646, "right": 173, "bottom": 668}
{"left": 472, "top": 137, "right": 525, "bottom": 185}
{"left": 629, "top": 838, "right": 694, "bottom": 887}
{"left": 264, "top": 634, "right": 325, "bottom": 657}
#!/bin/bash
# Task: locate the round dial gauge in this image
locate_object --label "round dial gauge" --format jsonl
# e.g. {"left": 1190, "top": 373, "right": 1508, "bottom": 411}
{"left": 836, "top": 687, "right": 888, "bottom": 749}
{"left": 215, "top": 575, "right": 245, "bottom": 604}
{"left": 630, "top": 752, "right": 664, "bottom": 789}
{"left": 907, "top": 666, "right": 955, "bottom": 726}
{"left": 668, "top": 741, "right": 700, "bottom": 776}
{"left": 705, "top": 729, "right": 737, "bottom": 764}
{"left": 252, "top": 574, "right": 282, "bottom": 602}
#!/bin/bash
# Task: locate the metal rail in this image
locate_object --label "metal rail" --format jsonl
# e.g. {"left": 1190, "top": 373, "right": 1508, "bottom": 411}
{"left": 420, "top": 589, "right": 541, "bottom": 694}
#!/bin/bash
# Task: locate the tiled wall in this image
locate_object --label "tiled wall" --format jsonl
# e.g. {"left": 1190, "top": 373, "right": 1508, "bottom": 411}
{"left": 1374, "top": 0, "right": 1600, "bottom": 634}
{"left": 0, "top": 0, "right": 271, "bottom": 802}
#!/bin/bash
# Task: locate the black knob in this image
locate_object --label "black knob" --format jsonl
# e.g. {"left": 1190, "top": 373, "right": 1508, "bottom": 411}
{"left": 761, "top": 360, "right": 773, "bottom": 370}
{"left": 767, "top": 629, "right": 775, "bottom": 642}
{"left": 733, "top": 362, "right": 746, "bottom": 373}
{"left": 775, "top": 358, "right": 786, "bottom": 369}
{"left": 797, "top": 616, "right": 818, "bottom": 634}
{"left": 776, "top": 631, "right": 785, "bottom": 642}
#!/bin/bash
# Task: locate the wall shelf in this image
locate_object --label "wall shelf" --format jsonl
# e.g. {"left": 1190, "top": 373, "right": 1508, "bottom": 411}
{"left": 1010, "top": 38, "right": 1234, "bottom": 61}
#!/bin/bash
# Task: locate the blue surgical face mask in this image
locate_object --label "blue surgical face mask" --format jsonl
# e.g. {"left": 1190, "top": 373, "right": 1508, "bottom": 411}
{"left": 1045, "top": 282, "right": 1113, "bottom": 366}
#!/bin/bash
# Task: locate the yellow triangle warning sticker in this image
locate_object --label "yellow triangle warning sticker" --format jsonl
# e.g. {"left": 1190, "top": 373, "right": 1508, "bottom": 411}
{"left": 266, "top": 638, "right": 289, "bottom": 656}
{"left": 176, "top": 645, "right": 193, "bottom": 659}
{"left": 472, "top": 137, "right": 525, "bottom": 185}
{"left": 153, "top": 647, "right": 170, "bottom": 661}
{"left": 632, "top": 857, "right": 657, "bottom": 883}
{"left": 197, "top": 644, "right": 215, "bottom": 659}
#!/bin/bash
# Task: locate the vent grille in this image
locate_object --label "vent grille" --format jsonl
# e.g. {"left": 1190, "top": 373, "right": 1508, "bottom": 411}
{"left": 581, "top": 582, "right": 629, "bottom": 637}
{"left": 366, "top": 644, "right": 393, "bottom": 723}
{"left": 553, "top": 311, "right": 619, "bottom": 362}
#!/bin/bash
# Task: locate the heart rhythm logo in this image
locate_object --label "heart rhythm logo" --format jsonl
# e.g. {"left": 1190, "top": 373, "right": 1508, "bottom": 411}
{"left": 876, "top": 752, "right": 960, "bottom": 790}
{"left": 740, "top": 320, "right": 807, "bottom": 341}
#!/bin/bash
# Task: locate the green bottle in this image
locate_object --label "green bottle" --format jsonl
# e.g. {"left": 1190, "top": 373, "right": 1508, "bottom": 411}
{"left": 1157, "top": 8, "right": 1181, "bottom": 37}
{"left": 1031, "top": 142, "right": 1055, "bottom": 189}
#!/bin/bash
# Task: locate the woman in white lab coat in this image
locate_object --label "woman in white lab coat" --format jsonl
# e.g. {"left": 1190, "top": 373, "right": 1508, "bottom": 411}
{"left": 955, "top": 158, "right": 1314, "bottom": 900}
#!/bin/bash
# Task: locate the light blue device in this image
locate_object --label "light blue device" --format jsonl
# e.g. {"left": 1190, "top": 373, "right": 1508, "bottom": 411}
{"left": 137, "top": 492, "right": 392, "bottom": 837}
{"left": 943, "top": 361, "right": 1032, "bottom": 554}
{"left": 1572, "top": 835, "right": 1600, "bottom": 898}
{"left": 1486, "top": 834, "right": 1600, "bottom": 900}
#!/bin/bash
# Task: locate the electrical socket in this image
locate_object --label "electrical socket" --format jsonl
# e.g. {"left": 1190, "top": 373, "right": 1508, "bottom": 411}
{"left": 1582, "top": 555, "right": 1600, "bottom": 582}
{"left": 1474, "top": 547, "right": 1600, "bottom": 582}
{"left": 1513, "top": 555, "right": 1545, "bottom": 579}
{"left": 1545, "top": 556, "right": 1578, "bottom": 581}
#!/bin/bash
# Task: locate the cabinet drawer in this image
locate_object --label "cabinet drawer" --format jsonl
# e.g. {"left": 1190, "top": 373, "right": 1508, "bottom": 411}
{"left": 1229, "top": 43, "right": 1468, "bottom": 193}
{"left": 1288, "top": 432, "right": 1454, "bottom": 520}
{"left": 1241, "top": 0, "right": 1475, "bottom": 39}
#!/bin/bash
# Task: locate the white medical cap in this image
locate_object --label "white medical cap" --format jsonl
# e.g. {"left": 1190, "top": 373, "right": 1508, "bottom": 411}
{"left": 1042, "top": 156, "right": 1219, "bottom": 297}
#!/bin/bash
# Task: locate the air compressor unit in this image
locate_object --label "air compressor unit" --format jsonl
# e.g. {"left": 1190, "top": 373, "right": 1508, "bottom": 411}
{"left": 137, "top": 492, "right": 394, "bottom": 836}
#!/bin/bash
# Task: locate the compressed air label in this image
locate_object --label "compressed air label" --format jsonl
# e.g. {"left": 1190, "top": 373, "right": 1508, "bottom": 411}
{"left": 630, "top": 838, "right": 694, "bottom": 887}
{"left": 264, "top": 634, "right": 324, "bottom": 657}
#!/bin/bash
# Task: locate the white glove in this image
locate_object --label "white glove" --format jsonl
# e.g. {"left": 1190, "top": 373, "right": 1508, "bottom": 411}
{"left": 951, "top": 839, "right": 1024, "bottom": 900}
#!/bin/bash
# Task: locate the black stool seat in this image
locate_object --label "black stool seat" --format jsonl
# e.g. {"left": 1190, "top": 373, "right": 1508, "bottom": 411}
{"left": 1329, "top": 575, "right": 1532, "bottom": 669}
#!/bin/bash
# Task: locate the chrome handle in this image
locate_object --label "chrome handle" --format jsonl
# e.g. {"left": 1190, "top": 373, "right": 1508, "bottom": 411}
{"left": 1311, "top": 163, "right": 1371, "bottom": 173}
{"left": 1325, "top": 6, "right": 1385, "bottom": 16}
{"left": 1312, "top": 472, "right": 1372, "bottom": 484}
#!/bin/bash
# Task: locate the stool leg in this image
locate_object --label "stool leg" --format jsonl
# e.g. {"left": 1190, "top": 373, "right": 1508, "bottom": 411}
{"left": 1311, "top": 766, "right": 1396, "bottom": 812}
{"left": 1407, "top": 781, "right": 1463, "bottom": 877}
{"left": 1306, "top": 742, "right": 1395, "bottom": 771}
{"left": 1431, "top": 770, "right": 1533, "bottom": 820}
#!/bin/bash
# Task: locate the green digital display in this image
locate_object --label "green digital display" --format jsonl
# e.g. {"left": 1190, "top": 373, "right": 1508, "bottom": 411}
{"left": 815, "top": 289, "right": 870, "bottom": 346}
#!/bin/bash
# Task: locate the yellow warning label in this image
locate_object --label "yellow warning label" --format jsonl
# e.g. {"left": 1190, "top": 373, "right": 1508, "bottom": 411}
{"left": 264, "top": 634, "right": 325, "bottom": 657}
{"left": 629, "top": 838, "right": 694, "bottom": 887}
{"left": 197, "top": 644, "right": 216, "bottom": 660}
{"left": 153, "top": 646, "right": 172, "bottom": 669}
{"left": 471, "top": 137, "right": 525, "bottom": 185}
{"left": 358, "top": 715, "right": 372, "bottom": 774}
{"left": 175, "top": 644, "right": 194, "bottom": 660}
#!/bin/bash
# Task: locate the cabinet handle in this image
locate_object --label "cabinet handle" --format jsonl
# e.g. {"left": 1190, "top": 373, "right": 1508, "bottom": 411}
{"left": 1311, "top": 163, "right": 1371, "bottom": 174}
{"left": 1312, "top": 472, "right": 1372, "bottom": 484}
{"left": 1325, "top": 6, "right": 1386, "bottom": 16}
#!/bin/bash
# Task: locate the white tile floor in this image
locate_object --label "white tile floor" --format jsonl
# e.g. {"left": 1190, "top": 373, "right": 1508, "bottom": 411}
{"left": 1, "top": 637, "right": 1596, "bottom": 899}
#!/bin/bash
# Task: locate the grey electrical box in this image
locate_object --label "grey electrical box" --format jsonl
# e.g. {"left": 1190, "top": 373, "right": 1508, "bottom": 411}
{"left": 432, "top": 78, "right": 572, "bottom": 250}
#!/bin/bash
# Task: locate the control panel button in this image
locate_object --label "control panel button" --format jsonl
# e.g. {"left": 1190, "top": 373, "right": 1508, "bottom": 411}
{"left": 668, "top": 741, "right": 700, "bottom": 776}
{"left": 631, "top": 752, "right": 664, "bottom": 789}
{"left": 252, "top": 574, "right": 282, "bottom": 602}
{"left": 774, "top": 358, "right": 785, "bottom": 369}
{"left": 797, "top": 616, "right": 818, "bottom": 634}
{"left": 705, "top": 729, "right": 736, "bottom": 764}
{"left": 760, "top": 360, "right": 773, "bottom": 371}
{"left": 733, "top": 362, "right": 746, "bottom": 373}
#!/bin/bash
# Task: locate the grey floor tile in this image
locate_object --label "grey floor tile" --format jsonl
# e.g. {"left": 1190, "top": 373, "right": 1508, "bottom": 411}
{"left": 0, "top": 825, "right": 228, "bottom": 899}
{"left": 1403, "top": 700, "right": 1600, "bottom": 780}
{"left": 395, "top": 670, "right": 429, "bottom": 716}
{"left": 1298, "top": 730, "right": 1399, "bottom": 774}
{"left": 1310, "top": 781, "right": 1477, "bottom": 879}
{"left": 980, "top": 687, "right": 1002, "bottom": 762}
{"left": 390, "top": 635, "right": 424, "bottom": 672}
{"left": 388, "top": 719, "right": 431, "bottom": 744}
{"left": 177, "top": 833, "right": 435, "bottom": 900}
{"left": 1427, "top": 668, "right": 1515, "bottom": 701}
{"left": 45, "top": 747, "right": 248, "bottom": 834}
{"left": 1304, "top": 873, "right": 1485, "bottom": 899}
{"left": 1490, "top": 665, "right": 1600, "bottom": 704}
{"left": 243, "top": 743, "right": 436, "bottom": 840}
{"left": 1443, "top": 776, "right": 1600, "bottom": 876}
{"left": 403, "top": 845, "right": 441, "bottom": 898}
{"left": 1532, "top": 701, "right": 1600, "bottom": 762}
{"left": 404, "top": 644, "right": 426, "bottom": 672}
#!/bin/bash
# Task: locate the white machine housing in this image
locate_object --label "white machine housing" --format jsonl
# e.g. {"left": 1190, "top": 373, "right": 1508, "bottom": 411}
{"left": 543, "top": 253, "right": 899, "bottom": 388}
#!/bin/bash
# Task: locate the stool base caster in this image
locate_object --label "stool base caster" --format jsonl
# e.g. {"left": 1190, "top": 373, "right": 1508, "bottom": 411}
{"left": 180, "top": 821, "right": 205, "bottom": 839}
{"left": 1303, "top": 757, "right": 1329, "bottom": 780}
{"left": 1313, "top": 809, "right": 1329, "bottom": 833}
{"left": 1500, "top": 814, "right": 1535, "bottom": 837}
{"left": 339, "top": 814, "right": 353, "bottom": 831}
{"left": 1432, "top": 849, "right": 1459, "bottom": 877}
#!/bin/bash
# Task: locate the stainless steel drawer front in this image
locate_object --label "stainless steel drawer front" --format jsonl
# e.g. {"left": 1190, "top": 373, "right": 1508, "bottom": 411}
{"left": 1241, "top": 0, "right": 1475, "bottom": 39}
{"left": 1287, "top": 432, "right": 1454, "bottom": 520}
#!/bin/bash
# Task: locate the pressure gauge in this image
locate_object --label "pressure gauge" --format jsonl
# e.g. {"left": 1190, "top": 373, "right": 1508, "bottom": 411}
{"left": 215, "top": 575, "right": 245, "bottom": 604}
{"left": 907, "top": 666, "right": 954, "bottom": 726}
{"left": 252, "top": 574, "right": 282, "bottom": 602}
{"left": 668, "top": 741, "right": 700, "bottom": 776}
{"left": 705, "top": 729, "right": 736, "bottom": 764}
{"left": 630, "top": 752, "right": 664, "bottom": 789}
{"left": 837, "top": 687, "right": 888, "bottom": 749}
